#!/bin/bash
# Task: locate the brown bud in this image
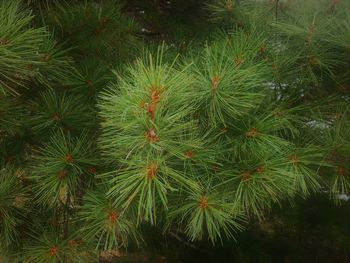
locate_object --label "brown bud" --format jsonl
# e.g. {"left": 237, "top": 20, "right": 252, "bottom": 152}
{"left": 108, "top": 210, "right": 119, "bottom": 224}
{"left": 211, "top": 165, "right": 220, "bottom": 173}
{"left": 185, "top": 150, "right": 195, "bottom": 159}
{"left": 199, "top": 196, "right": 209, "bottom": 210}
{"left": 49, "top": 246, "right": 59, "bottom": 257}
{"left": 147, "top": 164, "right": 158, "bottom": 180}
{"left": 259, "top": 44, "right": 267, "bottom": 54}
{"left": 88, "top": 167, "right": 97, "bottom": 174}
{"left": 337, "top": 167, "right": 346, "bottom": 177}
{"left": 289, "top": 155, "right": 301, "bottom": 165}
{"left": 146, "top": 128, "right": 159, "bottom": 143}
{"left": 64, "top": 153, "right": 73, "bottom": 163}
{"left": 151, "top": 90, "right": 161, "bottom": 103}
{"left": 256, "top": 166, "right": 265, "bottom": 174}
{"left": 245, "top": 128, "right": 260, "bottom": 137}
{"left": 42, "top": 54, "right": 51, "bottom": 62}
{"left": 57, "top": 170, "right": 68, "bottom": 180}
{"left": 0, "top": 38, "right": 10, "bottom": 45}
{"left": 86, "top": 80, "right": 93, "bottom": 86}
{"left": 241, "top": 172, "right": 251, "bottom": 181}
{"left": 139, "top": 100, "right": 146, "bottom": 109}
{"left": 272, "top": 110, "right": 284, "bottom": 117}
{"left": 211, "top": 75, "right": 221, "bottom": 93}
{"left": 52, "top": 113, "right": 61, "bottom": 121}
{"left": 147, "top": 103, "right": 156, "bottom": 119}
{"left": 68, "top": 239, "right": 82, "bottom": 248}
{"left": 235, "top": 57, "right": 245, "bottom": 67}
{"left": 330, "top": 0, "right": 340, "bottom": 9}
{"left": 226, "top": 0, "right": 234, "bottom": 12}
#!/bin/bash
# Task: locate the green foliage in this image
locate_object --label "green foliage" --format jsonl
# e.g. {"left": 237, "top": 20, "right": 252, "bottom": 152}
{"left": 24, "top": 229, "right": 94, "bottom": 263}
{"left": 99, "top": 50, "right": 195, "bottom": 159}
{"left": 324, "top": 107, "right": 350, "bottom": 202}
{"left": 167, "top": 187, "right": 245, "bottom": 244}
{"left": 1, "top": 0, "right": 350, "bottom": 261}
{"left": 98, "top": 44, "right": 331, "bottom": 239}
{"left": 29, "top": 89, "right": 94, "bottom": 135}
{"left": 0, "top": 0, "right": 47, "bottom": 95}
{"left": 0, "top": 167, "right": 27, "bottom": 250}
{"left": 35, "top": 35, "right": 73, "bottom": 87}
{"left": 206, "top": 0, "right": 276, "bottom": 29}
{"left": 78, "top": 188, "right": 139, "bottom": 250}
{"left": 42, "top": 0, "right": 140, "bottom": 62}
{"left": 29, "top": 130, "right": 97, "bottom": 206}
{"left": 192, "top": 36, "right": 268, "bottom": 126}
{"left": 284, "top": 146, "right": 326, "bottom": 197}
{"left": 64, "top": 59, "right": 114, "bottom": 100}
{"left": 99, "top": 49, "right": 202, "bottom": 225}
{"left": 0, "top": 94, "right": 24, "bottom": 137}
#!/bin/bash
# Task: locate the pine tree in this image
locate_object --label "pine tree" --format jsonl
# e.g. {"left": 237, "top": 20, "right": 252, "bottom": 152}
{"left": 0, "top": 0, "right": 349, "bottom": 262}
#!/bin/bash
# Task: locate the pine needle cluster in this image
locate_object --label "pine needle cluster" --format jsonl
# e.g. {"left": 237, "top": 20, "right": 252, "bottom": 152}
{"left": 0, "top": 0, "right": 349, "bottom": 261}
